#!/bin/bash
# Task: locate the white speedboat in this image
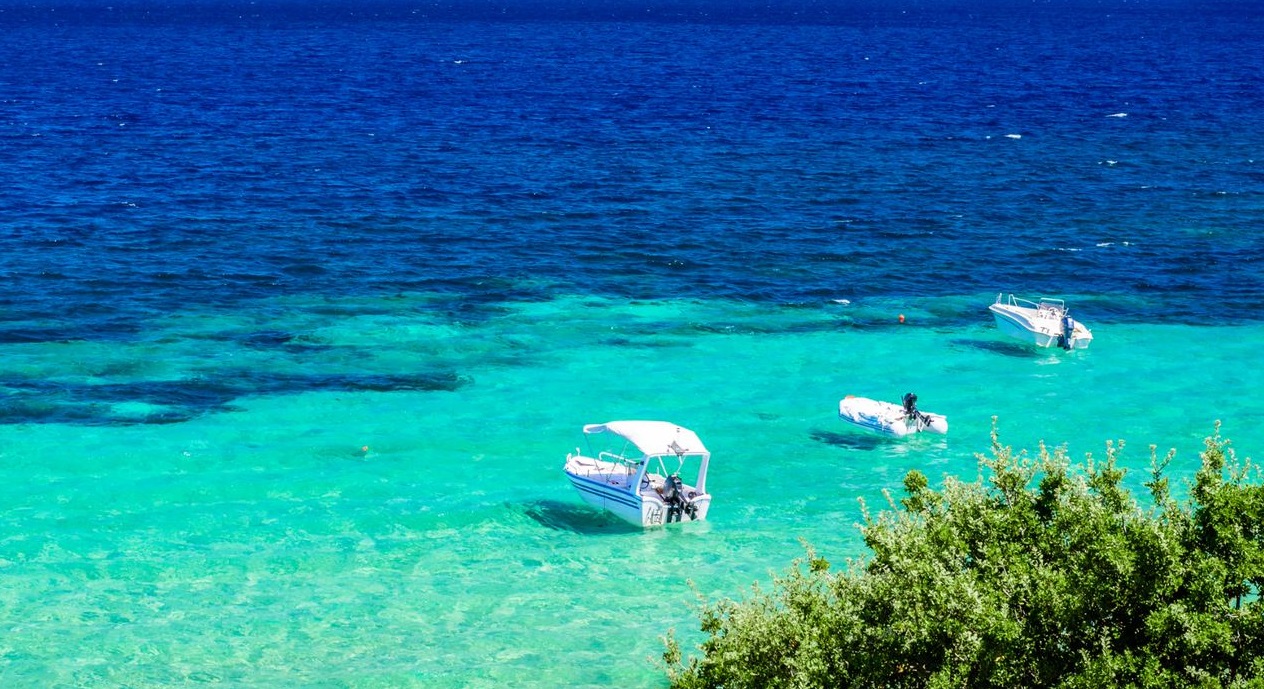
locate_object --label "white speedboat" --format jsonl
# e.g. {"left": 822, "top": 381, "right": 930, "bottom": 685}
{"left": 838, "top": 394, "right": 948, "bottom": 438}
{"left": 989, "top": 293, "right": 1093, "bottom": 350}
{"left": 563, "top": 421, "right": 711, "bottom": 527}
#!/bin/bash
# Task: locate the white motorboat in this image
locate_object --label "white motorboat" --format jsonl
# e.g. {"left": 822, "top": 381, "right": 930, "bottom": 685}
{"left": 989, "top": 293, "right": 1093, "bottom": 350}
{"left": 838, "top": 393, "right": 948, "bottom": 438}
{"left": 563, "top": 421, "right": 711, "bottom": 527}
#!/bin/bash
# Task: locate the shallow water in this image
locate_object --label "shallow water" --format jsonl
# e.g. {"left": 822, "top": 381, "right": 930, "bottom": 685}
{"left": 3, "top": 291, "right": 1261, "bottom": 685}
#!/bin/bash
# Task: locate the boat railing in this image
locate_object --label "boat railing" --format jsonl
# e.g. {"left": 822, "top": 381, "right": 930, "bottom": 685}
{"left": 997, "top": 293, "right": 1066, "bottom": 314}
{"left": 598, "top": 450, "right": 626, "bottom": 464}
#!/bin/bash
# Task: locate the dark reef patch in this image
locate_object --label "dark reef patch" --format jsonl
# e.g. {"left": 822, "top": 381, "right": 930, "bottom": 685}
{"left": 0, "top": 369, "right": 469, "bottom": 426}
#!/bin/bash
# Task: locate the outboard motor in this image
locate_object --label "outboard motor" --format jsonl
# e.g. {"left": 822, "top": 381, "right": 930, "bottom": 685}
{"left": 902, "top": 393, "right": 918, "bottom": 419}
{"left": 902, "top": 392, "right": 932, "bottom": 430}
{"left": 682, "top": 491, "right": 699, "bottom": 520}
{"left": 1059, "top": 315, "right": 1074, "bottom": 350}
{"left": 663, "top": 475, "right": 689, "bottom": 523}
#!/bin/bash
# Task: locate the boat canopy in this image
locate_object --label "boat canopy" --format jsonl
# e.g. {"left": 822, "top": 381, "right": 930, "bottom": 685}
{"left": 582, "top": 421, "right": 708, "bottom": 458}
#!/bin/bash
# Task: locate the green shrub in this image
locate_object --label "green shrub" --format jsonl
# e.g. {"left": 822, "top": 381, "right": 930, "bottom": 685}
{"left": 663, "top": 421, "right": 1264, "bottom": 688}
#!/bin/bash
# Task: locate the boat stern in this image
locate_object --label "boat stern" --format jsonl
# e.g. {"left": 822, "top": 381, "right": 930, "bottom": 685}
{"left": 641, "top": 490, "right": 710, "bottom": 526}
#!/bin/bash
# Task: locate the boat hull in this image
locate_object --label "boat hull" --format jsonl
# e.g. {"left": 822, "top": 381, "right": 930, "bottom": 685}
{"left": 989, "top": 303, "right": 1092, "bottom": 349}
{"left": 838, "top": 397, "right": 948, "bottom": 437}
{"left": 564, "top": 461, "right": 710, "bottom": 527}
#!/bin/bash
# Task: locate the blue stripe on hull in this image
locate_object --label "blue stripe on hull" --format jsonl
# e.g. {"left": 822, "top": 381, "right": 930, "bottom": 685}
{"left": 566, "top": 473, "right": 642, "bottom": 511}
{"left": 840, "top": 414, "right": 900, "bottom": 436}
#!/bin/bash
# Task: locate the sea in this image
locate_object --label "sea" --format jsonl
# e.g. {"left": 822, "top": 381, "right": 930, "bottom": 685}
{"left": 1, "top": 0, "right": 1262, "bottom": 685}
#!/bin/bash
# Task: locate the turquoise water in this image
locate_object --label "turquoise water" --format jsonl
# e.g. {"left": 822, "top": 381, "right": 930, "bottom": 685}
{"left": 3, "top": 291, "right": 1259, "bottom": 686}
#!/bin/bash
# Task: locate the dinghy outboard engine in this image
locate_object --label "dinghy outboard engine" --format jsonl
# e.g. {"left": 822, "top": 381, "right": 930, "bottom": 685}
{"left": 902, "top": 392, "right": 933, "bottom": 430}
{"left": 902, "top": 393, "right": 918, "bottom": 419}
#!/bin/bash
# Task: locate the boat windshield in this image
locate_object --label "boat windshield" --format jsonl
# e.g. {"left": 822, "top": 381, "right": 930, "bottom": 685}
{"left": 648, "top": 451, "right": 707, "bottom": 493}
{"left": 1037, "top": 298, "right": 1067, "bottom": 315}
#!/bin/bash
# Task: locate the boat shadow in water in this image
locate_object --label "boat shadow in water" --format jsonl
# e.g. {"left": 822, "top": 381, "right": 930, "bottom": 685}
{"left": 810, "top": 429, "right": 887, "bottom": 451}
{"left": 518, "top": 499, "right": 645, "bottom": 535}
{"left": 952, "top": 338, "right": 1051, "bottom": 359}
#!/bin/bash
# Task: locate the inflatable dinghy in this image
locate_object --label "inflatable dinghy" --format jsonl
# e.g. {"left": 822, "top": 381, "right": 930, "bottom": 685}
{"left": 838, "top": 394, "right": 948, "bottom": 438}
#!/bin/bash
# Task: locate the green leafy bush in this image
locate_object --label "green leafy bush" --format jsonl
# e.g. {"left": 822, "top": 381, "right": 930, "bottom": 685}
{"left": 662, "top": 422, "right": 1264, "bottom": 688}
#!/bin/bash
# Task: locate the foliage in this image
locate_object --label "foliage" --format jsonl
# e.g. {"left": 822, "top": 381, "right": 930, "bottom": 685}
{"left": 662, "top": 421, "right": 1264, "bottom": 688}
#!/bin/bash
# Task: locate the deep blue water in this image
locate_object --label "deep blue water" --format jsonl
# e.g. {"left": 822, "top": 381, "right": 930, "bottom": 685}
{"left": 2, "top": 1, "right": 1262, "bottom": 333}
